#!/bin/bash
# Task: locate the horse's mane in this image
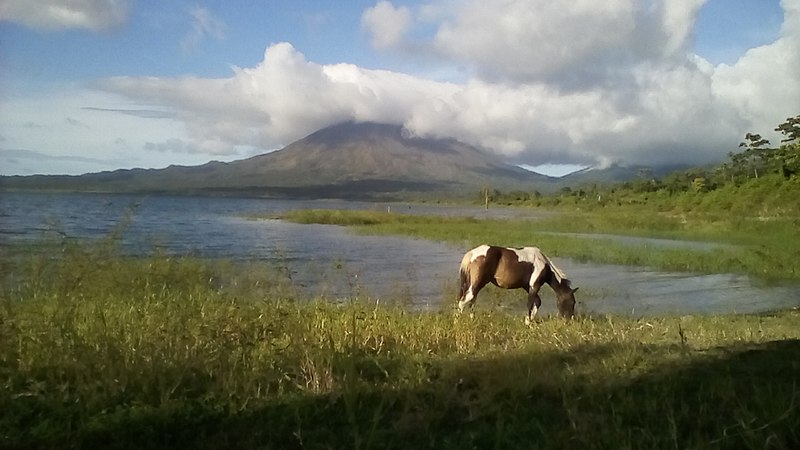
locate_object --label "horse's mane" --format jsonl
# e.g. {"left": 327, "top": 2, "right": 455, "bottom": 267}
{"left": 541, "top": 251, "right": 569, "bottom": 286}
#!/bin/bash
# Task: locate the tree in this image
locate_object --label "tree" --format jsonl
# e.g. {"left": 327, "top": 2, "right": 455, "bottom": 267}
{"left": 773, "top": 114, "right": 800, "bottom": 178}
{"left": 738, "top": 132, "right": 771, "bottom": 179}
{"left": 774, "top": 115, "right": 800, "bottom": 144}
{"left": 662, "top": 171, "right": 688, "bottom": 195}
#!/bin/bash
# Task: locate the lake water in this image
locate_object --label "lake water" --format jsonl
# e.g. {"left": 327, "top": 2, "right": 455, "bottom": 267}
{"left": 1, "top": 191, "right": 798, "bottom": 317}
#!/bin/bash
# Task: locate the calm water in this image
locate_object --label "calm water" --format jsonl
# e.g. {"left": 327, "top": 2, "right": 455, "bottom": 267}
{"left": 1, "top": 191, "right": 798, "bottom": 317}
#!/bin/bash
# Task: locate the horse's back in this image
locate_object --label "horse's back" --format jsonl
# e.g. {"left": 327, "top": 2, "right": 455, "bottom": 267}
{"left": 514, "top": 246, "right": 567, "bottom": 283}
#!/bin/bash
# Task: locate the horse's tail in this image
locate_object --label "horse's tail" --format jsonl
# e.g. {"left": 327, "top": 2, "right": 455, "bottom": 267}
{"left": 458, "top": 250, "right": 472, "bottom": 300}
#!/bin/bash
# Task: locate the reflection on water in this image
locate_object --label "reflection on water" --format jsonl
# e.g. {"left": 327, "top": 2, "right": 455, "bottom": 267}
{"left": 1, "top": 192, "right": 798, "bottom": 317}
{"left": 565, "top": 261, "right": 799, "bottom": 317}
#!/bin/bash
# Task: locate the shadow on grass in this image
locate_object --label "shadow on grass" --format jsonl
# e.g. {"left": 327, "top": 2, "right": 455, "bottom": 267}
{"left": 29, "top": 339, "right": 795, "bottom": 450}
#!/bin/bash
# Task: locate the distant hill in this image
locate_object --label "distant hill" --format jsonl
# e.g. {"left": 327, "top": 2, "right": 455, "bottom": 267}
{"left": 0, "top": 122, "right": 555, "bottom": 199}
{"left": 555, "top": 163, "right": 691, "bottom": 188}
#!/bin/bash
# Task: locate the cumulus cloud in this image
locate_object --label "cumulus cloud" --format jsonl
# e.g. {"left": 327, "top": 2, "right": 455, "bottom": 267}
{"left": 0, "top": 0, "right": 129, "bottom": 31}
{"left": 99, "top": 42, "right": 457, "bottom": 152}
{"left": 429, "top": 0, "right": 709, "bottom": 85}
{"left": 710, "top": 0, "right": 800, "bottom": 138}
{"left": 361, "top": 0, "right": 412, "bottom": 50}
{"left": 95, "top": 1, "right": 800, "bottom": 169}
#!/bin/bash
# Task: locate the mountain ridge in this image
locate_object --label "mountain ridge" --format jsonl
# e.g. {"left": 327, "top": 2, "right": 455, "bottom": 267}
{"left": 0, "top": 121, "right": 679, "bottom": 199}
{"left": 0, "top": 122, "right": 553, "bottom": 198}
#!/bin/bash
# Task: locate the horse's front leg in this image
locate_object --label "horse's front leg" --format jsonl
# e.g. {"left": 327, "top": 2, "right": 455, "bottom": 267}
{"left": 525, "top": 286, "right": 542, "bottom": 326}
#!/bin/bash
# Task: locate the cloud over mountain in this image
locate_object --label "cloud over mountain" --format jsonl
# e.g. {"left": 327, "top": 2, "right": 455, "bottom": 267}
{"left": 94, "top": 0, "right": 799, "bottom": 169}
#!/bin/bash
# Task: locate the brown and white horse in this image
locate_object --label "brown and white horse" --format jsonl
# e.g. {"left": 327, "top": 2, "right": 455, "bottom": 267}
{"left": 458, "top": 245, "right": 578, "bottom": 322}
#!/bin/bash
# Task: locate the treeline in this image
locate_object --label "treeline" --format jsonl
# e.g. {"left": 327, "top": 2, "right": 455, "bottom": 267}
{"left": 484, "top": 114, "right": 800, "bottom": 214}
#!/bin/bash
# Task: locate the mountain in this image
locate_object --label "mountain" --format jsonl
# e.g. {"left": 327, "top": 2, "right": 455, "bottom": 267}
{"left": 555, "top": 163, "right": 692, "bottom": 187}
{"left": 0, "top": 122, "right": 554, "bottom": 199}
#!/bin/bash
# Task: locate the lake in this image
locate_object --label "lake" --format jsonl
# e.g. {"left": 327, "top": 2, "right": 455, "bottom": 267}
{"left": 2, "top": 191, "right": 798, "bottom": 317}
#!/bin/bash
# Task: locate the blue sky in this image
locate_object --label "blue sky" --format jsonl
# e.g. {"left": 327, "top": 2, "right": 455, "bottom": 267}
{"left": 1, "top": 0, "right": 797, "bottom": 176}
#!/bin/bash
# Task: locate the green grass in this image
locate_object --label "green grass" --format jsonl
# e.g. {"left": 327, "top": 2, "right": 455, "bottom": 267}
{"left": 2, "top": 240, "right": 799, "bottom": 449}
{"left": 279, "top": 208, "right": 800, "bottom": 281}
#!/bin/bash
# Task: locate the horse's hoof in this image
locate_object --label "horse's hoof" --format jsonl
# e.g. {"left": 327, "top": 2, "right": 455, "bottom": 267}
{"left": 524, "top": 316, "right": 532, "bottom": 326}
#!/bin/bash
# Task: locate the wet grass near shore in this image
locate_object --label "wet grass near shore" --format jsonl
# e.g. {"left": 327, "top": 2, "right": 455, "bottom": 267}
{"left": 2, "top": 238, "right": 799, "bottom": 449}
{"left": 280, "top": 208, "right": 800, "bottom": 281}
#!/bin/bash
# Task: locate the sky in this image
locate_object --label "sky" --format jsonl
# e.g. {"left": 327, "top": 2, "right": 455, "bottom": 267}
{"left": 0, "top": 0, "right": 797, "bottom": 177}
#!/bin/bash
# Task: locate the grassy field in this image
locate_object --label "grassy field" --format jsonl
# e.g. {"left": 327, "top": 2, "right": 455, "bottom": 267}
{"left": 2, "top": 234, "right": 799, "bottom": 449}
{"left": 280, "top": 208, "right": 800, "bottom": 281}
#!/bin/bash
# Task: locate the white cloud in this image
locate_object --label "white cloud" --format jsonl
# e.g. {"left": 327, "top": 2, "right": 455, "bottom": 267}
{"left": 142, "top": 137, "right": 236, "bottom": 156}
{"left": 361, "top": 1, "right": 412, "bottom": 50}
{"left": 710, "top": 0, "right": 800, "bottom": 144}
{"left": 9, "top": 0, "right": 797, "bottom": 175}
{"left": 99, "top": 42, "right": 458, "bottom": 154}
{"left": 0, "top": 0, "right": 129, "bottom": 31}
{"left": 181, "top": 6, "right": 227, "bottom": 54}
{"left": 0, "top": 86, "right": 219, "bottom": 173}
{"left": 97, "top": 1, "right": 800, "bottom": 169}
{"left": 433, "top": 0, "right": 634, "bottom": 83}
{"left": 661, "top": 0, "right": 707, "bottom": 56}
{"left": 429, "top": 0, "right": 712, "bottom": 85}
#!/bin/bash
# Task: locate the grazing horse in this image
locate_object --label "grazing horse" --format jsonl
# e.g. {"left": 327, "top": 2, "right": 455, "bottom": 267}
{"left": 458, "top": 245, "right": 578, "bottom": 322}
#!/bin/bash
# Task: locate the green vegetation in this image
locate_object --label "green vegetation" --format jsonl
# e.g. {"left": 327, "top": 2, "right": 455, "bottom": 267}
{"left": 273, "top": 115, "right": 800, "bottom": 281}
{"left": 481, "top": 115, "right": 800, "bottom": 217}
{"left": 278, "top": 208, "right": 477, "bottom": 227}
{"left": 2, "top": 240, "right": 799, "bottom": 449}
{"left": 3, "top": 115, "right": 799, "bottom": 448}
{"left": 280, "top": 208, "right": 800, "bottom": 281}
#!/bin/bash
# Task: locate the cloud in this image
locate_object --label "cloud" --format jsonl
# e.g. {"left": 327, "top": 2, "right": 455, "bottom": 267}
{"left": 181, "top": 6, "right": 227, "bottom": 54}
{"left": 65, "top": 116, "right": 90, "bottom": 128}
{"left": 0, "top": 86, "right": 220, "bottom": 174}
{"left": 0, "top": 0, "right": 129, "bottom": 31}
{"left": 709, "top": 0, "right": 800, "bottom": 137}
{"left": 429, "top": 0, "right": 710, "bottom": 85}
{"left": 361, "top": 0, "right": 412, "bottom": 50}
{"left": 0, "top": 148, "right": 128, "bottom": 175}
{"left": 0, "top": 148, "right": 115, "bottom": 164}
{"left": 99, "top": 42, "right": 457, "bottom": 153}
{"left": 82, "top": 107, "right": 175, "bottom": 119}
{"left": 144, "top": 137, "right": 237, "bottom": 156}
{"left": 94, "top": 1, "right": 799, "bottom": 169}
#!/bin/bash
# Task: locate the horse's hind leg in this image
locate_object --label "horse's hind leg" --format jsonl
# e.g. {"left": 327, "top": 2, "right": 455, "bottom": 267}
{"left": 458, "top": 282, "right": 483, "bottom": 315}
{"left": 458, "top": 284, "right": 475, "bottom": 314}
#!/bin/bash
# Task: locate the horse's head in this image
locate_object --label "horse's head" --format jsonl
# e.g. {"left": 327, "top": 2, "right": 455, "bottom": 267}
{"left": 557, "top": 286, "right": 578, "bottom": 318}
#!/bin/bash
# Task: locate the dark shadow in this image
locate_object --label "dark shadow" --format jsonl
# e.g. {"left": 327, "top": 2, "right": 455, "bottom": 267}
{"left": 20, "top": 338, "right": 790, "bottom": 450}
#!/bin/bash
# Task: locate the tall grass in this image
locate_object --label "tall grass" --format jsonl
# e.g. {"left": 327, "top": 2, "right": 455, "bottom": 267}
{"left": 1, "top": 236, "right": 799, "bottom": 448}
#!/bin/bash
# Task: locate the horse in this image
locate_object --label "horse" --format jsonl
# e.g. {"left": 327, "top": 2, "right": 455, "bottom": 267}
{"left": 458, "top": 245, "right": 578, "bottom": 323}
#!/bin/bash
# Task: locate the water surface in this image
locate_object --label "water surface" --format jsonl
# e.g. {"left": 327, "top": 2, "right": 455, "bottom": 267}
{"left": 2, "top": 192, "right": 797, "bottom": 317}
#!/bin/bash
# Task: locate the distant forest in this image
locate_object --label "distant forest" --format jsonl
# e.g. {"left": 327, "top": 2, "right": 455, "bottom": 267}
{"left": 487, "top": 114, "right": 800, "bottom": 216}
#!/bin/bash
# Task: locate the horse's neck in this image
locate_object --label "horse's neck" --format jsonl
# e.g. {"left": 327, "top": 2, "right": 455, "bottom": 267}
{"left": 546, "top": 274, "right": 568, "bottom": 293}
